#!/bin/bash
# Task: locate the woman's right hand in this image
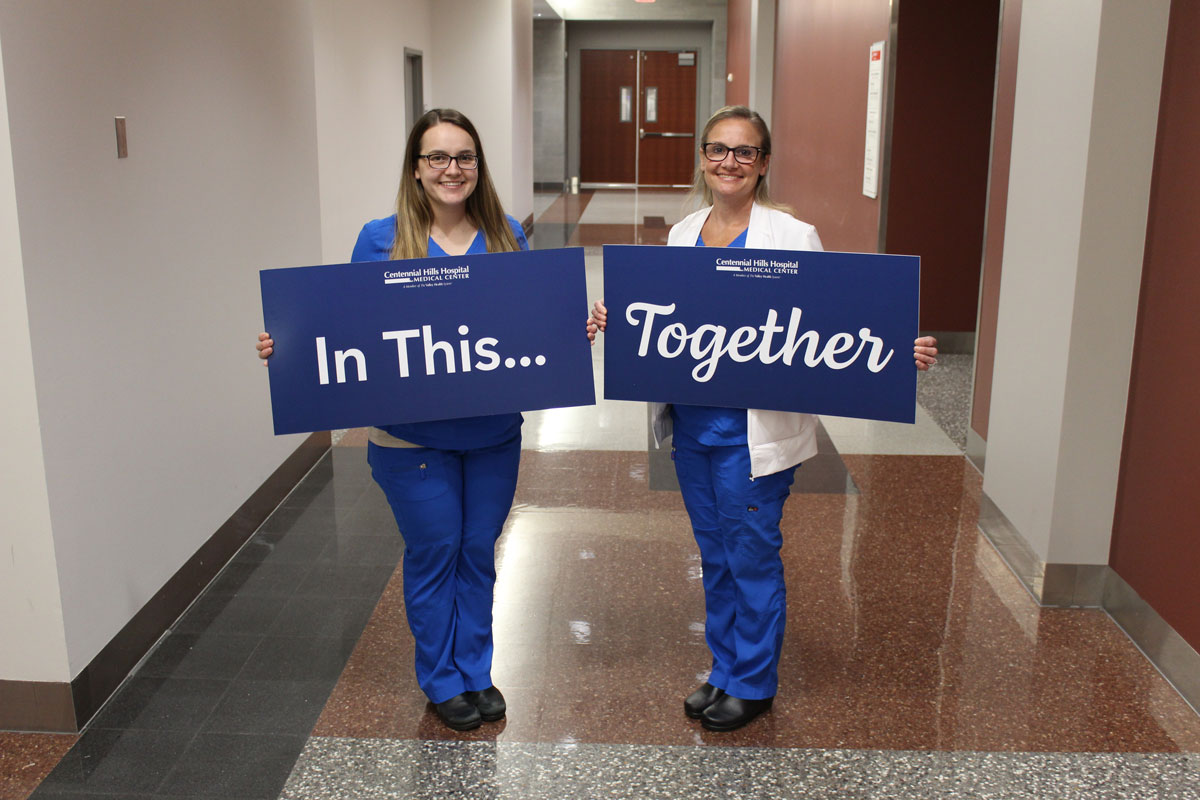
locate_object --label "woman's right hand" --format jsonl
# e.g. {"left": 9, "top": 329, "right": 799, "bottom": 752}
{"left": 586, "top": 300, "right": 607, "bottom": 346}
{"left": 256, "top": 332, "right": 274, "bottom": 365}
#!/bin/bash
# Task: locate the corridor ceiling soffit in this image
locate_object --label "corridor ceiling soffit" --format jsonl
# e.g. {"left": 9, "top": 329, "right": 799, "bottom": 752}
{"left": 544, "top": 0, "right": 726, "bottom": 22}
{"left": 533, "top": 0, "right": 562, "bottom": 20}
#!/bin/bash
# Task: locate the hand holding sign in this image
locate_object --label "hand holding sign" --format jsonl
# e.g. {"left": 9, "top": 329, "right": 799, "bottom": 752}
{"left": 256, "top": 332, "right": 274, "bottom": 364}
{"left": 586, "top": 300, "right": 607, "bottom": 345}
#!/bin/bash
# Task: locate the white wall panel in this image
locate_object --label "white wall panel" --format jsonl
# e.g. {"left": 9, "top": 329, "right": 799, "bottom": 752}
{"left": 432, "top": 0, "right": 533, "bottom": 223}
{"left": 0, "top": 24, "right": 70, "bottom": 682}
{"left": 0, "top": 0, "right": 322, "bottom": 674}
{"left": 311, "top": 0, "right": 434, "bottom": 264}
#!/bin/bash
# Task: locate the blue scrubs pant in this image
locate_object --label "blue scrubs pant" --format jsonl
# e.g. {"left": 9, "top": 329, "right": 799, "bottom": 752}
{"left": 672, "top": 428, "right": 796, "bottom": 700}
{"left": 367, "top": 435, "right": 521, "bottom": 703}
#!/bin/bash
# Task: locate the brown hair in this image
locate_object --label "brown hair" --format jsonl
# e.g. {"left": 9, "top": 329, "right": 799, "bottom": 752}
{"left": 691, "top": 105, "right": 796, "bottom": 216}
{"left": 390, "top": 108, "right": 520, "bottom": 260}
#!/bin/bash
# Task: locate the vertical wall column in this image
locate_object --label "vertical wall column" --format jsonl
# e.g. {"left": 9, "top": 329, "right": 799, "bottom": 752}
{"left": 747, "top": 0, "right": 775, "bottom": 124}
{"left": 980, "top": 0, "right": 1170, "bottom": 604}
{"left": 0, "top": 26, "right": 73, "bottom": 728}
{"left": 533, "top": 19, "right": 567, "bottom": 188}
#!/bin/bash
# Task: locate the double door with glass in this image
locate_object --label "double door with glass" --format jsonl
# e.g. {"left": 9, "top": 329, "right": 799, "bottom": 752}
{"left": 579, "top": 49, "right": 698, "bottom": 188}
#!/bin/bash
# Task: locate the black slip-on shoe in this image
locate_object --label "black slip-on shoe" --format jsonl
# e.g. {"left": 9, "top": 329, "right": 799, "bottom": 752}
{"left": 700, "top": 694, "right": 774, "bottom": 732}
{"left": 434, "top": 693, "right": 483, "bottom": 731}
{"left": 464, "top": 686, "right": 506, "bottom": 722}
{"left": 684, "top": 682, "right": 725, "bottom": 719}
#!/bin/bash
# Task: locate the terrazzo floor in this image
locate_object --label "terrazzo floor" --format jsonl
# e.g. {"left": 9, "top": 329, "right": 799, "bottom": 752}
{"left": 6, "top": 190, "right": 1199, "bottom": 800}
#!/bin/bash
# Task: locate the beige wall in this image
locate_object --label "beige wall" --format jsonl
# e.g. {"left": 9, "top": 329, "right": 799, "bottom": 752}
{"left": 433, "top": 0, "right": 534, "bottom": 224}
{"left": 311, "top": 0, "right": 434, "bottom": 264}
{"left": 0, "top": 25, "right": 71, "bottom": 682}
{"left": 0, "top": 0, "right": 322, "bottom": 677}
{"left": 0, "top": 0, "right": 540, "bottom": 685}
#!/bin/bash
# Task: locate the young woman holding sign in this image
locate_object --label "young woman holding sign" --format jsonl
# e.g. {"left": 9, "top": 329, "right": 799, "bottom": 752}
{"left": 257, "top": 109, "right": 527, "bottom": 731}
{"left": 588, "top": 106, "right": 938, "bottom": 731}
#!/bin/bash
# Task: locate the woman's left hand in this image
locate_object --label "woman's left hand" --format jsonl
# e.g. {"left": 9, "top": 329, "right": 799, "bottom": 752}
{"left": 914, "top": 336, "right": 938, "bottom": 371}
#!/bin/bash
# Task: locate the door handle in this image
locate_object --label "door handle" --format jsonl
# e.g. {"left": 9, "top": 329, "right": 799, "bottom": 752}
{"left": 639, "top": 129, "right": 694, "bottom": 139}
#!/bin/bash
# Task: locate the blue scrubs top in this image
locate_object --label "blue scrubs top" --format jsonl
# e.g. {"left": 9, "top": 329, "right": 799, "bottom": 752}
{"left": 350, "top": 214, "right": 529, "bottom": 450}
{"left": 671, "top": 226, "right": 750, "bottom": 446}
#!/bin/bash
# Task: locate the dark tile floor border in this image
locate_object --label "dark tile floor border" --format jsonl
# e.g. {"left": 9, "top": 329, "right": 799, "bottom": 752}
{"left": 1, "top": 432, "right": 330, "bottom": 734}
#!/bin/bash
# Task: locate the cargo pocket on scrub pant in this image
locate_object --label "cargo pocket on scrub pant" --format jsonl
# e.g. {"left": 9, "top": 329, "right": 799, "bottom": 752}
{"left": 370, "top": 448, "right": 451, "bottom": 504}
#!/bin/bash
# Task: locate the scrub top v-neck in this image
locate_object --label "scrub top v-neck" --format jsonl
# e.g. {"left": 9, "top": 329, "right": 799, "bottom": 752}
{"left": 427, "top": 229, "right": 486, "bottom": 257}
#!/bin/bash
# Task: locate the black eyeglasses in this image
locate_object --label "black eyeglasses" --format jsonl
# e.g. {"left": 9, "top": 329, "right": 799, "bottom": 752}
{"left": 418, "top": 153, "right": 479, "bottom": 170}
{"left": 702, "top": 142, "right": 766, "bottom": 165}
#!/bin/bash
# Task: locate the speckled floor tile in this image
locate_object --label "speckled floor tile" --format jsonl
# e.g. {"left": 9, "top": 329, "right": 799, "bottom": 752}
{"left": 280, "top": 738, "right": 539, "bottom": 799}
{"left": 0, "top": 733, "right": 75, "bottom": 800}
{"left": 19, "top": 357, "right": 1190, "bottom": 799}
{"left": 819, "top": 405, "right": 961, "bottom": 456}
{"left": 916, "top": 352, "right": 973, "bottom": 450}
{"left": 313, "top": 450, "right": 1200, "bottom": 754}
{"left": 282, "top": 739, "right": 1200, "bottom": 800}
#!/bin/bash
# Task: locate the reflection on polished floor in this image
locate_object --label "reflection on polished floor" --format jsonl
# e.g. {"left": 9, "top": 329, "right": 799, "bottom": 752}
{"left": 5, "top": 191, "right": 1199, "bottom": 800}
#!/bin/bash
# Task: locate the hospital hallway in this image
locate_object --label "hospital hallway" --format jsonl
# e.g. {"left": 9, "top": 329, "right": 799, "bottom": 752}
{"left": 1, "top": 189, "right": 1197, "bottom": 800}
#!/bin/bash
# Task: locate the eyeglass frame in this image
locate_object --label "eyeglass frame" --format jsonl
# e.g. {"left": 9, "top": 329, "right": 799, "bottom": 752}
{"left": 701, "top": 142, "right": 768, "bottom": 165}
{"left": 417, "top": 153, "right": 480, "bottom": 170}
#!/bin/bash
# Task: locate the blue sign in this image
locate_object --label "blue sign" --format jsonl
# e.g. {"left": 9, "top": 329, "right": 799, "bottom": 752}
{"left": 602, "top": 245, "right": 919, "bottom": 423}
{"left": 260, "top": 248, "right": 595, "bottom": 435}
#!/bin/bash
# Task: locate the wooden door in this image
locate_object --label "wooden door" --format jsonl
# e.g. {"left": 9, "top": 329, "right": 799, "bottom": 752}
{"left": 579, "top": 50, "right": 637, "bottom": 184}
{"left": 637, "top": 50, "right": 697, "bottom": 186}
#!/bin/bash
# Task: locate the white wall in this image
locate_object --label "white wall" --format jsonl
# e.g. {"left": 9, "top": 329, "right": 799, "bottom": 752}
{"left": 0, "top": 25, "right": 71, "bottom": 683}
{"left": 0, "top": 0, "right": 322, "bottom": 675}
{"left": 0, "top": 0, "right": 536, "bottom": 687}
{"left": 310, "top": 0, "right": 434, "bottom": 264}
{"left": 432, "top": 0, "right": 534, "bottom": 223}
{"left": 983, "top": 0, "right": 1169, "bottom": 565}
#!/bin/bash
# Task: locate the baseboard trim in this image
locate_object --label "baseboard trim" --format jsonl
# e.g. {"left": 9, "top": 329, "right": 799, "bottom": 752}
{"left": 977, "top": 491, "right": 1199, "bottom": 713}
{"left": 976, "top": 493, "right": 1106, "bottom": 607}
{"left": 976, "top": 493, "right": 1045, "bottom": 603}
{"left": 966, "top": 427, "right": 986, "bottom": 473}
{"left": 1104, "top": 570, "right": 1200, "bottom": 714}
{"left": 1, "top": 431, "right": 330, "bottom": 733}
{"left": 0, "top": 679, "right": 76, "bottom": 733}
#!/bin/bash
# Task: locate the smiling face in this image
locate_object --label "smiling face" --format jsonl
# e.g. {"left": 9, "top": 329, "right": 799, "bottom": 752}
{"left": 414, "top": 122, "right": 479, "bottom": 211}
{"left": 701, "top": 118, "right": 770, "bottom": 206}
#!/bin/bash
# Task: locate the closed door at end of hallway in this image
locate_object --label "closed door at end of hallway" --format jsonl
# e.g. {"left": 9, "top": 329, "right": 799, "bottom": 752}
{"left": 580, "top": 49, "right": 697, "bottom": 187}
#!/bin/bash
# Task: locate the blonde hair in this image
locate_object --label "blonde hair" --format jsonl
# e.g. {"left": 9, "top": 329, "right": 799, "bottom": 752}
{"left": 390, "top": 109, "right": 520, "bottom": 260}
{"left": 691, "top": 105, "right": 796, "bottom": 216}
